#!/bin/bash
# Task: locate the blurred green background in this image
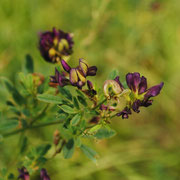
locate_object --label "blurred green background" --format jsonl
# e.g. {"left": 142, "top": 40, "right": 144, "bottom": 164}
{"left": 0, "top": 0, "right": 180, "bottom": 179}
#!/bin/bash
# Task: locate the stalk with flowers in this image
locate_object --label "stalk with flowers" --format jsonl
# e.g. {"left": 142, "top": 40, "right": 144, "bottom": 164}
{"left": 0, "top": 28, "right": 164, "bottom": 179}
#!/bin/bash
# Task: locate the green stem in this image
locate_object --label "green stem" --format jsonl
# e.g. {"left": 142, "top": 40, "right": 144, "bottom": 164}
{"left": 30, "top": 104, "right": 49, "bottom": 125}
{"left": 92, "top": 98, "right": 107, "bottom": 110}
{"left": 2, "top": 120, "right": 63, "bottom": 138}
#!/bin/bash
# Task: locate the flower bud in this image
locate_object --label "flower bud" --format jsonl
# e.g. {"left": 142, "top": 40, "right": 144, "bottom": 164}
{"left": 53, "top": 129, "right": 60, "bottom": 146}
{"left": 40, "top": 168, "right": 51, "bottom": 180}
{"left": 18, "top": 167, "right": 30, "bottom": 180}
{"left": 103, "top": 80, "right": 123, "bottom": 99}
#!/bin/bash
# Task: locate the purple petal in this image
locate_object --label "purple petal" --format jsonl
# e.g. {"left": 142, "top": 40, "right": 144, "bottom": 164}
{"left": 126, "top": 72, "right": 141, "bottom": 92}
{"left": 55, "top": 68, "right": 60, "bottom": 81}
{"left": 18, "top": 167, "right": 30, "bottom": 180}
{"left": 40, "top": 168, "right": 51, "bottom": 180}
{"left": 126, "top": 73, "right": 133, "bottom": 90}
{"left": 132, "top": 100, "right": 141, "bottom": 113}
{"left": 87, "top": 80, "right": 93, "bottom": 90}
{"left": 87, "top": 66, "right": 97, "bottom": 76}
{"left": 142, "top": 99, "right": 153, "bottom": 107}
{"left": 117, "top": 107, "right": 131, "bottom": 119}
{"left": 144, "top": 82, "right": 164, "bottom": 100}
{"left": 132, "top": 72, "right": 141, "bottom": 91}
{"left": 100, "top": 104, "right": 108, "bottom": 110}
{"left": 114, "top": 76, "right": 124, "bottom": 90}
{"left": 138, "top": 76, "right": 147, "bottom": 94}
{"left": 61, "top": 60, "right": 71, "bottom": 72}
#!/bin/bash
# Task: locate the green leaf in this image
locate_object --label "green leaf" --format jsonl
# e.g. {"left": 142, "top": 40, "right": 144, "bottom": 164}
{"left": 94, "top": 128, "right": 116, "bottom": 139}
{"left": 77, "top": 95, "right": 87, "bottom": 106}
{"left": 71, "top": 114, "right": 82, "bottom": 126}
{"left": 58, "top": 86, "right": 72, "bottom": 100}
{"left": 75, "top": 137, "right": 81, "bottom": 147}
{"left": 73, "top": 97, "right": 80, "bottom": 109}
{"left": 60, "top": 105, "right": 76, "bottom": 114}
{"left": 89, "top": 124, "right": 101, "bottom": 133}
{"left": 0, "top": 120, "right": 18, "bottom": 132}
{"left": 25, "top": 54, "right": 34, "bottom": 73}
{"left": 63, "top": 138, "right": 75, "bottom": 159}
{"left": 0, "top": 77, "right": 24, "bottom": 105}
{"left": 108, "top": 69, "right": 119, "bottom": 79}
{"left": 36, "top": 144, "right": 51, "bottom": 156}
{"left": 37, "top": 94, "right": 63, "bottom": 104}
{"left": 80, "top": 144, "right": 98, "bottom": 163}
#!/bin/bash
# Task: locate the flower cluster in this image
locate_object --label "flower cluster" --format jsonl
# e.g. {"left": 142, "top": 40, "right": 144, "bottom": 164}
{"left": 49, "top": 59, "right": 97, "bottom": 89}
{"left": 18, "top": 167, "right": 50, "bottom": 180}
{"left": 103, "top": 72, "right": 164, "bottom": 119}
{"left": 39, "top": 28, "right": 73, "bottom": 63}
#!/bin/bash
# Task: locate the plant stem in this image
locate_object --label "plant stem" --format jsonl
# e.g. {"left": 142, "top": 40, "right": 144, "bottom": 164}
{"left": 2, "top": 120, "right": 63, "bottom": 138}
{"left": 30, "top": 104, "right": 49, "bottom": 125}
{"left": 92, "top": 98, "right": 107, "bottom": 110}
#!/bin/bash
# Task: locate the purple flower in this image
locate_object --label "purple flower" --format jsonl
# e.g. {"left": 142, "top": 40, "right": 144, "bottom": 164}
{"left": 49, "top": 68, "right": 70, "bottom": 87}
{"left": 117, "top": 107, "right": 132, "bottom": 119}
{"left": 40, "top": 168, "right": 51, "bottom": 180}
{"left": 126, "top": 72, "right": 164, "bottom": 112}
{"left": 39, "top": 28, "right": 74, "bottom": 63}
{"left": 60, "top": 59, "right": 97, "bottom": 89}
{"left": 18, "top": 167, "right": 30, "bottom": 180}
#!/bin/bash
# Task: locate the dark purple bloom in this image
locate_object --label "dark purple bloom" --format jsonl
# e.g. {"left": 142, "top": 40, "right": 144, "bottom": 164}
{"left": 117, "top": 107, "right": 132, "bottom": 119}
{"left": 126, "top": 72, "right": 164, "bottom": 112}
{"left": 40, "top": 168, "right": 51, "bottom": 180}
{"left": 18, "top": 167, "right": 30, "bottom": 180}
{"left": 39, "top": 28, "right": 74, "bottom": 63}
{"left": 87, "top": 66, "right": 97, "bottom": 76}
{"left": 61, "top": 59, "right": 71, "bottom": 73}
{"left": 100, "top": 104, "right": 108, "bottom": 111}
{"left": 132, "top": 100, "right": 141, "bottom": 113}
{"left": 89, "top": 116, "right": 100, "bottom": 124}
{"left": 144, "top": 82, "right": 164, "bottom": 100}
{"left": 49, "top": 68, "right": 69, "bottom": 87}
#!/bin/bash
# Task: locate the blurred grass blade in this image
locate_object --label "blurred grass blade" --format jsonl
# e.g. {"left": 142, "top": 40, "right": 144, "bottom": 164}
{"left": 25, "top": 54, "right": 34, "bottom": 73}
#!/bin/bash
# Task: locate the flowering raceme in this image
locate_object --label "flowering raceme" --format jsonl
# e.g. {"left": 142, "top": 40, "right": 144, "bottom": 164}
{"left": 39, "top": 28, "right": 74, "bottom": 63}
{"left": 102, "top": 73, "right": 164, "bottom": 119}
{"left": 1, "top": 27, "right": 165, "bottom": 178}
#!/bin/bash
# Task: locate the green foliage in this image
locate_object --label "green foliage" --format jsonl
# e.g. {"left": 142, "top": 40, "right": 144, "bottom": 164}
{"left": 63, "top": 139, "right": 75, "bottom": 159}
{"left": 71, "top": 113, "right": 82, "bottom": 126}
{"left": 80, "top": 144, "right": 98, "bottom": 163}
{"left": 108, "top": 69, "right": 119, "bottom": 80}
{"left": 94, "top": 128, "right": 116, "bottom": 139}
{"left": 60, "top": 105, "right": 77, "bottom": 114}
{"left": 37, "top": 94, "right": 63, "bottom": 104}
{"left": 24, "top": 54, "right": 34, "bottom": 74}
